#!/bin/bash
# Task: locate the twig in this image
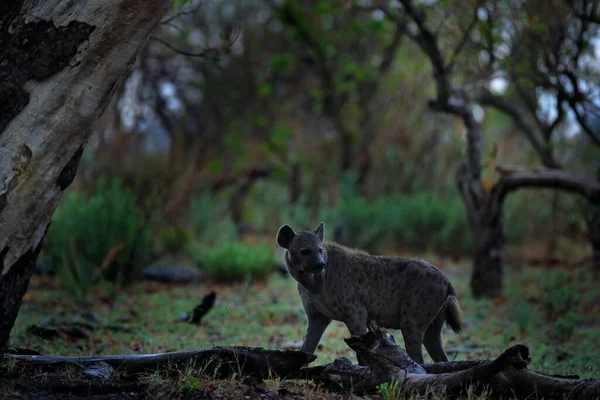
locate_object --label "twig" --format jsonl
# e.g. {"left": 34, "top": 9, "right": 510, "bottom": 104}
{"left": 160, "top": 0, "right": 204, "bottom": 26}
{"left": 151, "top": 36, "right": 219, "bottom": 59}
{"left": 446, "top": 0, "right": 484, "bottom": 73}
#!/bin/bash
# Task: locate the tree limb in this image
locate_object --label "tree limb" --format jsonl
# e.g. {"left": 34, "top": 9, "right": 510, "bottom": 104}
{"left": 446, "top": 0, "right": 483, "bottom": 74}
{"left": 490, "top": 167, "right": 600, "bottom": 218}
{"left": 344, "top": 323, "right": 600, "bottom": 399}
{"left": 475, "top": 91, "right": 561, "bottom": 168}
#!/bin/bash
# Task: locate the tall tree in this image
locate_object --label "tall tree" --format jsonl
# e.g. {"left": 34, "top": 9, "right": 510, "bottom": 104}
{"left": 378, "top": 0, "right": 600, "bottom": 298}
{"left": 0, "top": 0, "right": 173, "bottom": 357}
{"left": 269, "top": 0, "right": 404, "bottom": 184}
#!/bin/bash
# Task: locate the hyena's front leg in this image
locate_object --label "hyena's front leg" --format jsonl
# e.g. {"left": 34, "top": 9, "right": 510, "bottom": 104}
{"left": 301, "top": 311, "right": 331, "bottom": 354}
{"left": 344, "top": 307, "right": 369, "bottom": 366}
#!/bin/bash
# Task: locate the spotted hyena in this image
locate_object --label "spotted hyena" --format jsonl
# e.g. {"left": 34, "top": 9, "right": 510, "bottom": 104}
{"left": 276, "top": 222, "right": 463, "bottom": 364}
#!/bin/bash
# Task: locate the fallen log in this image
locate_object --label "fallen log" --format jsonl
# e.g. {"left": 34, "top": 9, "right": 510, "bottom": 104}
{"left": 6, "top": 330, "right": 600, "bottom": 399}
{"left": 340, "top": 322, "right": 600, "bottom": 399}
{"left": 7, "top": 346, "right": 315, "bottom": 381}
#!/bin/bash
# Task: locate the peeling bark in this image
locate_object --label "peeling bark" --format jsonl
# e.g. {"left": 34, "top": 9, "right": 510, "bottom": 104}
{"left": 0, "top": 234, "right": 45, "bottom": 359}
{"left": 0, "top": 0, "right": 173, "bottom": 357}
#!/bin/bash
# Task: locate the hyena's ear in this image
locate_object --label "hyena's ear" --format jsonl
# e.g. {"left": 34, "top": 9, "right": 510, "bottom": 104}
{"left": 313, "top": 222, "right": 325, "bottom": 242}
{"left": 276, "top": 225, "right": 296, "bottom": 249}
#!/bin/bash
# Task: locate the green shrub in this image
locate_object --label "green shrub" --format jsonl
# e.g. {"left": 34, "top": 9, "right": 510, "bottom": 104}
{"left": 41, "top": 179, "right": 153, "bottom": 300}
{"left": 159, "top": 225, "right": 194, "bottom": 254}
{"left": 542, "top": 269, "right": 577, "bottom": 318}
{"left": 190, "top": 241, "right": 277, "bottom": 282}
{"left": 331, "top": 191, "right": 471, "bottom": 254}
{"left": 554, "top": 312, "right": 579, "bottom": 342}
{"left": 191, "top": 191, "right": 238, "bottom": 244}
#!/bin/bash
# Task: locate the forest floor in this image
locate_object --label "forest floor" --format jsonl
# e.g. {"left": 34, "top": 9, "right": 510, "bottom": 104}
{"left": 2, "top": 254, "right": 599, "bottom": 399}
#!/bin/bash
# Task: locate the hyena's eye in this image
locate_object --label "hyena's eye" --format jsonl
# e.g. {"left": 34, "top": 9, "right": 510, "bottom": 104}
{"left": 300, "top": 248, "right": 311, "bottom": 255}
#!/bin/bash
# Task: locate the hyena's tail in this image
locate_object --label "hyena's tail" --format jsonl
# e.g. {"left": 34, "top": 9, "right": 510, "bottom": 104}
{"left": 445, "top": 284, "right": 464, "bottom": 334}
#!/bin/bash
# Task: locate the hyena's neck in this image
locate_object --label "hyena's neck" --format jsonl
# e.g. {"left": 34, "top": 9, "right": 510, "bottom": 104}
{"left": 297, "top": 270, "right": 325, "bottom": 294}
{"left": 285, "top": 251, "right": 325, "bottom": 294}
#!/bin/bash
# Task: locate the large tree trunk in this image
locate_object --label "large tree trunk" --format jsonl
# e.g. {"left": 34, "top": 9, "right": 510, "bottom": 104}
{"left": 458, "top": 162, "right": 600, "bottom": 299}
{"left": 456, "top": 164, "right": 505, "bottom": 298}
{"left": 585, "top": 205, "right": 600, "bottom": 274}
{"left": 0, "top": 0, "right": 173, "bottom": 358}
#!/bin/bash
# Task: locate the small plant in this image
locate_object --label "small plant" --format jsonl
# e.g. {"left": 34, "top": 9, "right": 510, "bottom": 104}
{"left": 542, "top": 269, "right": 577, "bottom": 319}
{"left": 377, "top": 379, "right": 403, "bottom": 400}
{"left": 179, "top": 375, "right": 201, "bottom": 393}
{"left": 513, "top": 304, "right": 534, "bottom": 334}
{"left": 190, "top": 241, "right": 277, "bottom": 282}
{"left": 41, "top": 179, "right": 154, "bottom": 300}
{"left": 554, "top": 311, "right": 584, "bottom": 342}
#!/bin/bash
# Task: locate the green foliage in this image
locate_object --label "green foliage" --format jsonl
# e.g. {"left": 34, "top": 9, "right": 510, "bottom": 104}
{"left": 554, "top": 312, "right": 582, "bottom": 342}
{"left": 377, "top": 379, "right": 402, "bottom": 400}
{"left": 191, "top": 191, "right": 238, "bottom": 245}
{"left": 159, "top": 225, "right": 194, "bottom": 255}
{"left": 542, "top": 269, "right": 577, "bottom": 318}
{"left": 269, "top": 53, "right": 295, "bottom": 73}
{"left": 331, "top": 172, "right": 471, "bottom": 254}
{"left": 42, "top": 179, "right": 153, "bottom": 301}
{"left": 179, "top": 375, "right": 200, "bottom": 393}
{"left": 512, "top": 303, "right": 535, "bottom": 334}
{"left": 190, "top": 242, "right": 277, "bottom": 282}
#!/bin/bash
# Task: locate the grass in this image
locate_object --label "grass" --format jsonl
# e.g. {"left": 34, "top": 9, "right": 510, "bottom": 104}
{"left": 5, "top": 255, "right": 600, "bottom": 398}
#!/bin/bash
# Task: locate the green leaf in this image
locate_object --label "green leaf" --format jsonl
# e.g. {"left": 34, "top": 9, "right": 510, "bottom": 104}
{"left": 271, "top": 125, "right": 291, "bottom": 147}
{"left": 248, "top": 112, "right": 268, "bottom": 128}
{"left": 270, "top": 53, "right": 296, "bottom": 73}
{"left": 207, "top": 158, "right": 223, "bottom": 173}
{"left": 271, "top": 166, "right": 288, "bottom": 180}
{"left": 257, "top": 82, "right": 273, "bottom": 98}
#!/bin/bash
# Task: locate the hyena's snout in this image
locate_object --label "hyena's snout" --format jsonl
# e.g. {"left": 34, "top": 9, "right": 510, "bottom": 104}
{"left": 307, "top": 255, "right": 326, "bottom": 272}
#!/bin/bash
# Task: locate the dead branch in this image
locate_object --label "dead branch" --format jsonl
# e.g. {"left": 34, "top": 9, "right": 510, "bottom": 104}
{"left": 492, "top": 168, "right": 600, "bottom": 208}
{"left": 7, "top": 347, "right": 315, "bottom": 380}
{"left": 6, "top": 332, "right": 600, "bottom": 399}
{"left": 475, "top": 91, "right": 561, "bottom": 168}
{"left": 210, "top": 166, "right": 273, "bottom": 192}
{"left": 341, "top": 323, "right": 600, "bottom": 399}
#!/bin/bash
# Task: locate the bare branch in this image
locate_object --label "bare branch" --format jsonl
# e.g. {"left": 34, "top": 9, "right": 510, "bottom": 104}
{"left": 160, "top": 0, "right": 204, "bottom": 26}
{"left": 396, "top": 0, "right": 452, "bottom": 103}
{"left": 564, "top": 0, "right": 600, "bottom": 24}
{"left": 475, "top": 91, "right": 561, "bottom": 168}
{"left": 570, "top": 101, "right": 600, "bottom": 147}
{"left": 493, "top": 166, "right": 600, "bottom": 212}
{"left": 378, "top": 19, "right": 405, "bottom": 75}
{"left": 446, "top": 0, "right": 484, "bottom": 74}
{"left": 562, "top": 71, "right": 600, "bottom": 146}
{"left": 151, "top": 36, "right": 221, "bottom": 59}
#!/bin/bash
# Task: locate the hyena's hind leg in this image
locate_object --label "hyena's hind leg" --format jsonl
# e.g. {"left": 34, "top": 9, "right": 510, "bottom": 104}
{"left": 400, "top": 325, "right": 425, "bottom": 365}
{"left": 423, "top": 308, "right": 449, "bottom": 362}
